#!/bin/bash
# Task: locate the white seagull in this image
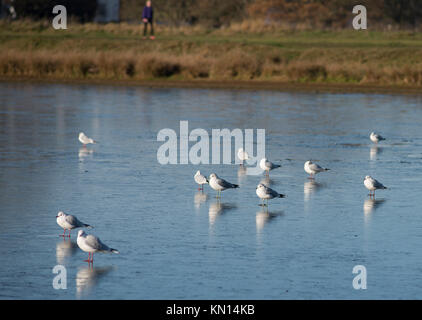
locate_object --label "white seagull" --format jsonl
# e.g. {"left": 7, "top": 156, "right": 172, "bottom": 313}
{"left": 79, "top": 132, "right": 97, "bottom": 146}
{"left": 194, "top": 170, "right": 208, "bottom": 191}
{"left": 77, "top": 230, "right": 119, "bottom": 263}
{"left": 259, "top": 158, "right": 281, "bottom": 176}
{"left": 364, "top": 175, "right": 387, "bottom": 197}
{"left": 56, "top": 211, "right": 93, "bottom": 237}
{"left": 208, "top": 173, "right": 239, "bottom": 198}
{"left": 370, "top": 132, "right": 386, "bottom": 144}
{"left": 237, "top": 148, "right": 250, "bottom": 165}
{"left": 256, "top": 183, "right": 285, "bottom": 206}
{"left": 304, "top": 160, "right": 329, "bottom": 179}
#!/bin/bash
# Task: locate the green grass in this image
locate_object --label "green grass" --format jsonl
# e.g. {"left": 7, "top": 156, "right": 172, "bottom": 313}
{"left": 1, "top": 20, "right": 422, "bottom": 88}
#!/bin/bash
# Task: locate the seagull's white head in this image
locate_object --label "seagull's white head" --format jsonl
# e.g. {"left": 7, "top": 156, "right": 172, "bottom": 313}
{"left": 370, "top": 132, "right": 375, "bottom": 136}
{"left": 256, "top": 183, "right": 265, "bottom": 190}
{"left": 364, "top": 175, "right": 371, "bottom": 181}
{"left": 56, "top": 211, "right": 65, "bottom": 218}
{"left": 78, "top": 230, "right": 86, "bottom": 237}
{"left": 209, "top": 173, "right": 217, "bottom": 180}
{"left": 195, "top": 170, "right": 201, "bottom": 176}
{"left": 260, "top": 158, "right": 268, "bottom": 165}
{"left": 79, "top": 132, "right": 85, "bottom": 138}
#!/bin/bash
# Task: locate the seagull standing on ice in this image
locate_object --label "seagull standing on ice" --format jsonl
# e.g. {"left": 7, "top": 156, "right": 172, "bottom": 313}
{"left": 79, "top": 132, "right": 97, "bottom": 146}
{"left": 194, "top": 170, "right": 208, "bottom": 191}
{"left": 364, "top": 175, "right": 387, "bottom": 197}
{"left": 304, "top": 160, "right": 329, "bottom": 179}
{"left": 256, "top": 183, "right": 285, "bottom": 206}
{"left": 237, "top": 148, "right": 249, "bottom": 166}
{"left": 370, "top": 132, "right": 386, "bottom": 144}
{"left": 259, "top": 158, "right": 281, "bottom": 176}
{"left": 56, "top": 211, "right": 93, "bottom": 237}
{"left": 77, "top": 230, "right": 119, "bottom": 263}
{"left": 208, "top": 173, "right": 239, "bottom": 198}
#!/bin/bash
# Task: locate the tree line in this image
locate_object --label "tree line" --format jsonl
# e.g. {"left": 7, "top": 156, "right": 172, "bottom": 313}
{"left": 8, "top": 0, "right": 422, "bottom": 29}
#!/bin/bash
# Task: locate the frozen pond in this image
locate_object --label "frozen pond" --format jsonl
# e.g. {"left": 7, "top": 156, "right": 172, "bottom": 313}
{"left": 0, "top": 82, "right": 422, "bottom": 299}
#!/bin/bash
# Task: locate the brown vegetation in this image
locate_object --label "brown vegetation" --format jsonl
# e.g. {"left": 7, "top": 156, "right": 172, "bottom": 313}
{"left": 1, "top": 20, "right": 422, "bottom": 87}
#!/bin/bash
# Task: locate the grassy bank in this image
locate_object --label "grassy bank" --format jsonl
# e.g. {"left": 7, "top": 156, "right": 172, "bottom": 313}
{"left": 1, "top": 20, "right": 422, "bottom": 89}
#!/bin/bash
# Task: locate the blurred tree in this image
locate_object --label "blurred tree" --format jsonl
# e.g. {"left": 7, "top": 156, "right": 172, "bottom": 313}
{"left": 121, "top": 0, "right": 249, "bottom": 27}
{"left": 247, "top": 0, "right": 387, "bottom": 28}
{"left": 13, "top": 0, "right": 97, "bottom": 22}
{"left": 190, "top": 0, "right": 250, "bottom": 27}
{"left": 384, "top": 0, "right": 422, "bottom": 27}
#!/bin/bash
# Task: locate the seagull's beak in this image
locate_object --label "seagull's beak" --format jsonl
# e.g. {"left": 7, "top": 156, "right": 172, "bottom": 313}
{"left": 56, "top": 216, "right": 59, "bottom": 218}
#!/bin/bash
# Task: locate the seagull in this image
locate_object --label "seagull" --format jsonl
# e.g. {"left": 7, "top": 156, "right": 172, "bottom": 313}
{"left": 79, "top": 132, "right": 97, "bottom": 146}
{"left": 370, "top": 132, "right": 386, "bottom": 144}
{"left": 259, "top": 158, "right": 281, "bottom": 176}
{"left": 194, "top": 170, "right": 208, "bottom": 191}
{"left": 208, "top": 173, "right": 239, "bottom": 198}
{"left": 304, "top": 160, "right": 329, "bottom": 179}
{"left": 237, "top": 148, "right": 249, "bottom": 165}
{"left": 364, "top": 175, "right": 387, "bottom": 197}
{"left": 77, "top": 230, "right": 119, "bottom": 263}
{"left": 56, "top": 211, "right": 93, "bottom": 237}
{"left": 256, "top": 183, "right": 285, "bottom": 206}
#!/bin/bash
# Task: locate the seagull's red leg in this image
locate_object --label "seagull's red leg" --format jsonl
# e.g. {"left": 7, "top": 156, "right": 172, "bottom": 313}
{"left": 84, "top": 252, "right": 91, "bottom": 262}
{"left": 60, "top": 229, "right": 66, "bottom": 237}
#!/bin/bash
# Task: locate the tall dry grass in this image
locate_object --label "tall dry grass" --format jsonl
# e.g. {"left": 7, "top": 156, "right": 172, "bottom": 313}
{"left": 2, "top": 47, "right": 422, "bottom": 85}
{"left": 1, "top": 21, "right": 422, "bottom": 86}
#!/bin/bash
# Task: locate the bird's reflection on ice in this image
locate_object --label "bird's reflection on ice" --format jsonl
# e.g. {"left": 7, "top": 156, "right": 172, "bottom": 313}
{"left": 208, "top": 200, "right": 236, "bottom": 227}
{"left": 370, "top": 146, "right": 382, "bottom": 161}
{"left": 259, "top": 176, "right": 275, "bottom": 187}
{"left": 194, "top": 191, "right": 208, "bottom": 209}
{"left": 363, "top": 198, "right": 386, "bottom": 215}
{"left": 304, "top": 180, "right": 323, "bottom": 202}
{"left": 256, "top": 208, "right": 284, "bottom": 234}
{"left": 56, "top": 238, "right": 78, "bottom": 265}
{"left": 78, "top": 147, "right": 94, "bottom": 161}
{"left": 76, "top": 265, "right": 115, "bottom": 298}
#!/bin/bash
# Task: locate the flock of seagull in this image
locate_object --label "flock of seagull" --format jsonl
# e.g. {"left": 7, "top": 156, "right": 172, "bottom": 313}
{"left": 57, "top": 131, "right": 387, "bottom": 264}
{"left": 194, "top": 131, "right": 388, "bottom": 205}
{"left": 55, "top": 132, "right": 119, "bottom": 264}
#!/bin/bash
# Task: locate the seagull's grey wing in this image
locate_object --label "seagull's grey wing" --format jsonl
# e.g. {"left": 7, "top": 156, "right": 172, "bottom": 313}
{"left": 85, "top": 235, "right": 109, "bottom": 251}
{"left": 308, "top": 163, "right": 323, "bottom": 171}
{"left": 218, "top": 178, "right": 238, "bottom": 189}
{"left": 65, "top": 215, "right": 82, "bottom": 227}
{"left": 269, "top": 162, "right": 280, "bottom": 169}
{"left": 267, "top": 187, "right": 280, "bottom": 197}
{"left": 373, "top": 179, "right": 386, "bottom": 189}
{"left": 66, "top": 215, "right": 88, "bottom": 228}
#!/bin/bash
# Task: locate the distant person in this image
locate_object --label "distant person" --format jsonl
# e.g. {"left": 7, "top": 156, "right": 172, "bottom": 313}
{"left": 142, "top": 1, "right": 154, "bottom": 40}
